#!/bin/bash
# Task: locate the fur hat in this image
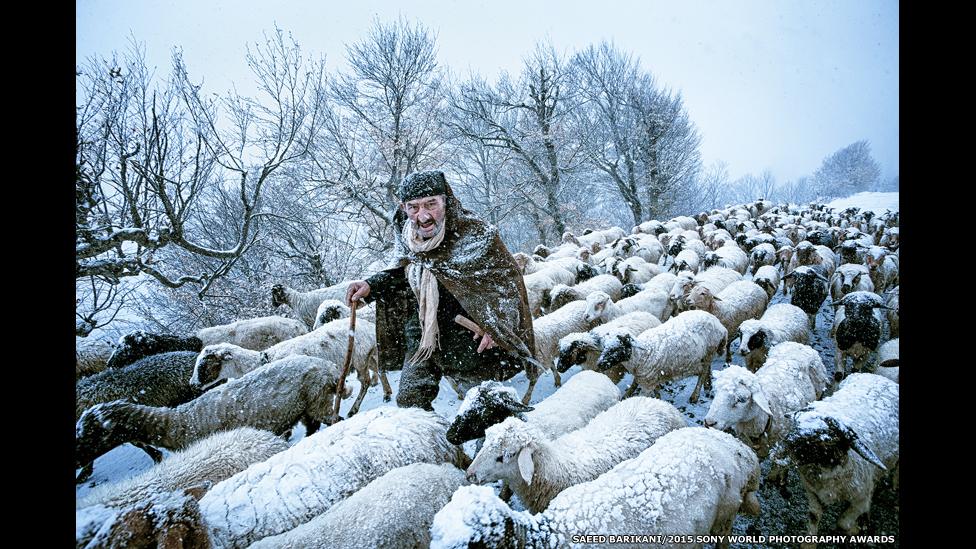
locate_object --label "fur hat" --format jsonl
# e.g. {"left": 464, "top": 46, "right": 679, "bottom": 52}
{"left": 397, "top": 171, "right": 448, "bottom": 203}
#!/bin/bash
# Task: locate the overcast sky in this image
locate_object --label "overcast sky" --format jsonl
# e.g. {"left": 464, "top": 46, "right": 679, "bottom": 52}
{"left": 76, "top": 0, "right": 899, "bottom": 184}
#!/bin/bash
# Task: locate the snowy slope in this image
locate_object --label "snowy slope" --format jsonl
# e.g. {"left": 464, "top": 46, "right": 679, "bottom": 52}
{"left": 826, "top": 191, "right": 899, "bottom": 214}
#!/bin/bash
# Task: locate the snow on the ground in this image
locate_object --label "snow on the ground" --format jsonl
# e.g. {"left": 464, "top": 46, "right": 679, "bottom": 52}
{"left": 76, "top": 191, "right": 899, "bottom": 545}
{"left": 825, "top": 191, "right": 899, "bottom": 214}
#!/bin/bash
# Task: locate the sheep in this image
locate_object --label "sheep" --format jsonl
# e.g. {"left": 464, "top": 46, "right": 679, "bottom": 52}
{"left": 311, "top": 298, "right": 377, "bottom": 328}
{"left": 731, "top": 303, "right": 810, "bottom": 372}
{"left": 686, "top": 280, "right": 769, "bottom": 361}
{"left": 584, "top": 286, "right": 670, "bottom": 324}
{"left": 829, "top": 263, "right": 874, "bottom": 302}
{"left": 668, "top": 248, "right": 701, "bottom": 273}
{"left": 885, "top": 286, "right": 899, "bottom": 339}
{"left": 191, "top": 317, "right": 388, "bottom": 415}
{"left": 794, "top": 241, "right": 837, "bottom": 280}
{"left": 595, "top": 310, "right": 728, "bottom": 403}
{"left": 564, "top": 226, "right": 627, "bottom": 249}
{"left": 195, "top": 315, "right": 309, "bottom": 351}
{"left": 752, "top": 265, "right": 781, "bottom": 301}
{"left": 75, "top": 355, "right": 345, "bottom": 470}
{"left": 271, "top": 280, "right": 354, "bottom": 329}
{"left": 512, "top": 251, "right": 540, "bottom": 274}
{"left": 523, "top": 265, "right": 576, "bottom": 317}
{"left": 557, "top": 311, "right": 661, "bottom": 384}
{"left": 831, "top": 291, "right": 891, "bottom": 381}
{"left": 547, "top": 274, "right": 622, "bottom": 312}
{"left": 748, "top": 242, "right": 777, "bottom": 275}
{"left": 466, "top": 396, "right": 687, "bottom": 513}
{"left": 431, "top": 427, "right": 761, "bottom": 549}
{"left": 878, "top": 226, "right": 899, "bottom": 250}
{"left": 632, "top": 219, "right": 667, "bottom": 235}
{"left": 197, "top": 406, "right": 467, "bottom": 547}
{"left": 865, "top": 248, "right": 899, "bottom": 293}
{"left": 446, "top": 370, "right": 621, "bottom": 445}
{"left": 105, "top": 331, "right": 204, "bottom": 370}
{"left": 785, "top": 265, "right": 831, "bottom": 328}
{"left": 777, "top": 244, "right": 798, "bottom": 294}
{"left": 527, "top": 300, "right": 597, "bottom": 400}
{"left": 618, "top": 234, "right": 665, "bottom": 264}
{"left": 667, "top": 266, "right": 743, "bottom": 318}
{"left": 873, "top": 338, "right": 899, "bottom": 383}
{"left": 76, "top": 486, "right": 211, "bottom": 549}
{"left": 782, "top": 373, "right": 898, "bottom": 543}
{"left": 701, "top": 242, "right": 750, "bottom": 275}
{"left": 76, "top": 336, "right": 115, "bottom": 380}
{"left": 77, "top": 351, "right": 203, "bottom": 423}
{"left": 615, "top": 256, "right": 663, "bottom": 284}
{"left": 77, "top": 427, "right": 288, "bottom": 510}
{"left": 704, "top": 342, "right": 828, "bottom": 460}
{"left": 248, "top": 463, "right": 467, "bottom": 549}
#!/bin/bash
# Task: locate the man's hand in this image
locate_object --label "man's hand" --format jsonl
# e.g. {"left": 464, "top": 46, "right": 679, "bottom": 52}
{"left": 475, "top": 331, "right": 497, "bottom": 353}
{"left": 346, "top": 280, "right": 370, "bottom": 306}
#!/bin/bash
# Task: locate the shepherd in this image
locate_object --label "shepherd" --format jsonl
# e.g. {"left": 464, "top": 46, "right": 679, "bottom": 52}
{"left": 346, "top": 170, "right": 537, "bottom": 411}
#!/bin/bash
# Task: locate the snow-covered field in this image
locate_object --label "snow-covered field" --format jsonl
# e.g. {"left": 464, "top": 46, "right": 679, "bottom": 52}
{"left": 76, "top": 192, "right": 899, "bottom": 547}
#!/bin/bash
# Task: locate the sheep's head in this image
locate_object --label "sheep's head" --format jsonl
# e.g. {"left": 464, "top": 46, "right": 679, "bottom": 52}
{"left": 575, "top": 263, "right": 598, "bottom": 283}
{"left": 596, "top": 333, "right": 634, "bottom": 371}
{"left": 532, "top": 244, "right": 550, "bottom": 258}
{"left": 512, "top": 252, "right": 531, "bottom": 273}
{"left": 561, "top": 231, "right": 580, "bottom": 245}
{"left": 704, "top": 366, "right": 770, "bottom": 435}
{"left": 619, "top": 282, "right": 642, "bottom": 300}
{"left": 557, "top": 332, "right": 599, "bottom": 373}
{"left": 667, "top": 236, "right": 686, "bottom": 257}
{"left": 314, "top": 299, "right": 350, "bottom": 329}
{"left": 191, "top": 343, "right": 243, "bottom": 388}
{"left": 736, "top": 320, "right": 768, "bottom": 356}
{"left": 784, "top": 412, "right": 886, "bottom": 471}
{"left": 467, "top": 418, "right": 540, "bottom": 485}
{"left": 702, "top": 251, "right": 720, "bottom": 270}
{"left": 76, "top": 400, "right": 142, "bottom": 469}
{"left": 584, "top": 291, "right": 612, "bottom": 323}
{"left": 270, "top": 284, "right": 288, "bottom": 308}
{"left": 686, "top": 285, "right": 717, "bottom": 311}
{"left": 447, "top": 382, "right": 534, "bottom": 445}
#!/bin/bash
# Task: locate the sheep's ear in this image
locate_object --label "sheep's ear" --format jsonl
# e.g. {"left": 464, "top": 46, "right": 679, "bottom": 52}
{"left": 847, "top": 428, "right": 887, "bottom": 470}
{"left": 712, "top": 295, "right": 723, "bottom": 302}
{"left": 517, "top": 447, "right": 535, "bottom": 485}
{"left": 752, "top": 391, "right": 773, "bottom": 417}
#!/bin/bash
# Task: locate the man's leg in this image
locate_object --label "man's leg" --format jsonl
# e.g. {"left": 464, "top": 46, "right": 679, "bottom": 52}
{"left": 396, "top": 357, "right": 442, "bottom": 411}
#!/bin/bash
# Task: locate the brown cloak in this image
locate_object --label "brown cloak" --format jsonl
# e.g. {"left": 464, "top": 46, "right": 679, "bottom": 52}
{"left": 373, "top": 181, "right": 536, "bottom": 373}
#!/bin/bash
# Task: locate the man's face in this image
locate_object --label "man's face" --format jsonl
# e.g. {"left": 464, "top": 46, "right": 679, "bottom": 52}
{"left": 403, "top": 194, "right": 446, "bottom": 239}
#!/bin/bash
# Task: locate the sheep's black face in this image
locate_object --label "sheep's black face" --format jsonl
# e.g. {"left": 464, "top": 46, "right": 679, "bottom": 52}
{"left": 270, "top": 284, "right": 286, "bottom": 307}
{"left": 76, "top": 402, "right": 137, "bottom": 469}
{"left": 320, "top": 307, "right": 342, "bottom": 325}
{"left": 702, "top": 253, "right": 718, "bottom": 269}
{"left": 558, "top": 340, "right": 592, "bottom": 372}
{"left": 619, "top": 283, "right": 642, "bottom": 299}
{"left": 784, "top": 419, "right": 851, "bottom": 470}
{"left": 597, "top": 335, "right": 633, "bottom": 371}
{"left": 194, "top": 353, "right": 224, "bottom": 386}
{"left": 446, "top": 389, "right": 533, "bottom": 445}
{"left": 746, "top": 330, "right": 767, "bottom": 353}
{"left": 532, "top": 244, "right": 550, "bottom": 258}
{"left": 576, "top": 263, "right": 598, "bottom": 283}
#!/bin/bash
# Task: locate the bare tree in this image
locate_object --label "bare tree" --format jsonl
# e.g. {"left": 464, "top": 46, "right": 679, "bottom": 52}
{"left": 304, "top": 17, "right": 448, "bottom": 254}
{"left": 449, "top": 43, "right": 586, "bottom": 244}
{"left": 812, "top": 140, "right": 881, "bottom": 199}
{"left": 76, "top": 31, "right": 325, "bottom": 300}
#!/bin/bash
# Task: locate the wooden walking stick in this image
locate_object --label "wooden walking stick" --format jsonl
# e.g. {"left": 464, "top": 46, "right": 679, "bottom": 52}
{"left": 331, "top": 298, "right": 358, "bottom": 423}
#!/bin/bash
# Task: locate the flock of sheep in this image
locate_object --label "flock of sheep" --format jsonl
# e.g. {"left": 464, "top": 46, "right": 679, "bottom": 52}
{"left": 75, "top": 197, "right": 900, "bottom": 548}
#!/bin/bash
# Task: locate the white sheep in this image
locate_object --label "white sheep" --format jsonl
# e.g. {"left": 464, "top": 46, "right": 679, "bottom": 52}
{"left": 271, "top": 281, "right": 354, "bottom": 329}
{"left": 686, "top": 280, "right": 769, "bottom": 361}
{"left": 523, "top": 265, "right": 576, "bottom": 317}
{"left": 830, "top": 263, "right": 874, "bottom": 302}
{"left": 667, "top": 266, "right": 743, "bottom": 318}
{"left": 701, "top": 242, "right": 750, "bottom": 274}
{"left": 794, "top": 241, "right": 837, "bottom": 280}
{"left": 431, "top": 427, "right": 761, "bottom": 549}
{"left": 752, "top": 264, "right": 781, "bottom": 301}
{"left": 668, "top": 248, "right": 701, "bottom": 273}
{"left": 249, "top": 463, "right": 468, "bottom": 549}
{"left": 446, "top": 370, "right": 621, "bottom": 445}
{"left": 196, "top": 315, "right": 309, "bottom": 351}
{"left": 191, "top": 317, "right": 388, "bottom": 415}
{"left": 615, "top": 256, "right": 663, "bottom": 284}
{"left": 733, "top": 303, "right": 810, "bottom": 372}
{"left": 748, "top": 242, "right": 777, "bottom": 275}
{"left": 782, "top": 373, "right": 899, "bottom": 540}
{"left": 557, "top": 311, "right": 661, "bottom": 384}
{"left": 311, "top": 298, "right": 377, "bottom": 328}
{"left": 565, "top": 226, "right": 627, "bottom": 249}
{"left": 77, "top": 427, "right": 288, "bottom": 510}
{"left": 547, "top": 274, "right": 623, "bottom": 312}
{"left": 466, "top": 396, "right": 687, "bottom": 513}
{"left": 584, "top": 286, "right": 671, "bottom": 324}
{"left": 704, "top": 342, "right": 828, "bottom": 459}
{"left": 873, "top": 338, "right": 899, "bottom": 383}
{"left": 595, "top": 309, "right": 728, "bottom": 403}
{"left": 865, "top": 248, "right": 899, "bottom": 293}
{"left": 75, "top": 355, "right": 346, "bottom": 469}
{"left": 527, "top": 301, "right": 596, "bottom": 400}
{"left": 198, "top": 406, "right": 466, "bottom": 547}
